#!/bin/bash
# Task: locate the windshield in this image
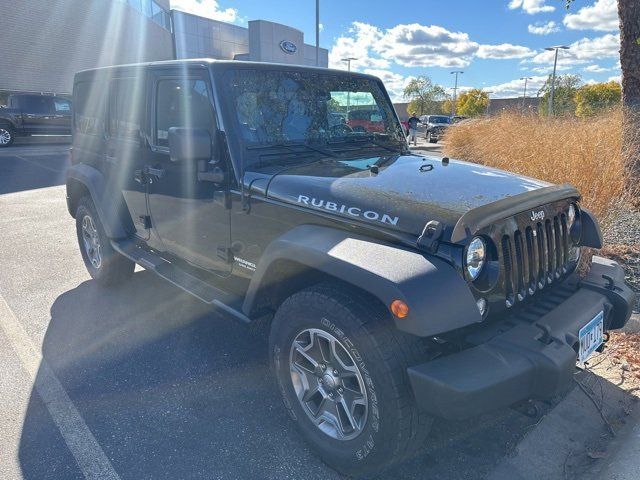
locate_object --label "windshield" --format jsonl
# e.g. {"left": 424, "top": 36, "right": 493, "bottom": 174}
{"left": 220, "top": 68, "right": 405, "bottom": 167}
{"left": 429, "top": 116, "right": 451, "bottom": 124}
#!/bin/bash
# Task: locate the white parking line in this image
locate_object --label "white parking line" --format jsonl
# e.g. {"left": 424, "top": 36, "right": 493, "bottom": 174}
{"left": 0, "top": 295, "right": 120, "bottom": 480}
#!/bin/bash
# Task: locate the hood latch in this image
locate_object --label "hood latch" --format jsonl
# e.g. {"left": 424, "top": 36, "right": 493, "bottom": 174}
{"left": 417, "top": 220, "right": 443, "bottom": 253}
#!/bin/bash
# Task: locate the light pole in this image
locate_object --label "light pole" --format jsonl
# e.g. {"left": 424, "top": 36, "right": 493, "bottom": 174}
{"left": 544, "top": 45, "right": 569, "bottom": 116}
{"left": 485, "top": 91, "right": 494, "bottom": 116}
{"left": 450, "top": 71, "right": 463, "bottom": 116}
{"left": 520, "top": 76, "right": 533, "bottom": 110}
{"left": 315, "top": 0, "right": 320, "bottom": 66}
{"left": 342, "top": 57, "right": 357, "bottom": 118}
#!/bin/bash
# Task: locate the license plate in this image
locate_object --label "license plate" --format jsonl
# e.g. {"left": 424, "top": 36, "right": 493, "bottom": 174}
{"left": 578, "top": 311, "right": 604, "bottom": 364}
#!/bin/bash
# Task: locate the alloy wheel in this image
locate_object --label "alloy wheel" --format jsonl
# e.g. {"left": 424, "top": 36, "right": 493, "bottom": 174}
{"left": 289, "top": 328, "right": 368, "bottom": 440}
{"left": 81, "top": 214, "right": 102, "bottom": 269}
{"left": 0, "top": 128, "right": 11, "bottom": 145}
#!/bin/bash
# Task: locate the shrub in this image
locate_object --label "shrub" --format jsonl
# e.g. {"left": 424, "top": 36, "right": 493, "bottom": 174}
{"left": 575, "top": 81, "right": 622, "bottom": 118}
{"left": 443, "top": 109, "right": 628, "bottom": 231}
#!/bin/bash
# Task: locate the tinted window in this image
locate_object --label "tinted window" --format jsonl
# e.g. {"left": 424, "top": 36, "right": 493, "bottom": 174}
{"left": 109, "top": 78, "right": 145, "bottom": 139}
{"left": 22, "top": 95, "right": 53, "bottom": 114}
{"left": 429, "top": 116, "right": 451, "bottom": 124}
{"left": 74, "top": 82, "right": 107, "bottom": 136}
{"left": 155, "top": 78, "right": 213, "bottom": 148}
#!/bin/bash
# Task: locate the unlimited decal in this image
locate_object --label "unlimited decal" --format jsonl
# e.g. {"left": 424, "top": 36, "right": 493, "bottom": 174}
{"left": 297, "top": 195, "right": 399, "bottom": 226}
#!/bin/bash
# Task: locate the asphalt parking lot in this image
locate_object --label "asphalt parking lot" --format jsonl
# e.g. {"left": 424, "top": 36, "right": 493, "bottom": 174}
{"left": 0, "top": 143, "right": 635, "bottom": 480}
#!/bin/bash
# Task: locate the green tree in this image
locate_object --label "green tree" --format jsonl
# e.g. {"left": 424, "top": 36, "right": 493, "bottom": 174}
{"left": 538, "top": 74, "right": 582, "bottom": 116}
{"left": 455, "top": 89, "right": 489, "bottom": 117}
{"left": 575, "top": 81, "right": 622, "bottom": 117}
{"left": 441, "top": 97, "right": 454, "bottom": 115}
{"left": 403, "top": 76, "right": 447, "bottom": 116}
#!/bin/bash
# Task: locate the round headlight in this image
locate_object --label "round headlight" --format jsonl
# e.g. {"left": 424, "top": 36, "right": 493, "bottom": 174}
{"left": 466, "top": 237, "right": 486, "bottom": 281}
{"left": 567, "top": 204, "right": 576, "bottom": 230}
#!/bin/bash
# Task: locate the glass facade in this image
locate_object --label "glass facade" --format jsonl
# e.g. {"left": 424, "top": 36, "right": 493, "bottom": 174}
{"left": 123, "top": 0, "right": 171, "bottom": 32}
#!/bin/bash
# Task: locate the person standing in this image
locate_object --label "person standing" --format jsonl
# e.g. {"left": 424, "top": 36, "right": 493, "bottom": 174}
{"left": 407, "top": 114, "right": 420, "bottom": 146}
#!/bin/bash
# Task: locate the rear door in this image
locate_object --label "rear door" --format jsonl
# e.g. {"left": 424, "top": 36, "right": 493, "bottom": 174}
{"left": 106, "top": 75, "right": 150, "bottom": 240}
{"left": 50, "top": 97, "right": 72, "bottom": 134}
{"left": 145, "top": 67, "right": 232, "bottom": 274}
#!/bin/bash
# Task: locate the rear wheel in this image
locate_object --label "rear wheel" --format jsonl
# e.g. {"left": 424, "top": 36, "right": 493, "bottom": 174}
{"left": 0, "top": 126, "right": 14, "bottom": 147}
{"left": 75, "top": 196, "right": 134, "bottom": 286}
{"left": 269, "top": 284, "right": 432, "bottom": 477}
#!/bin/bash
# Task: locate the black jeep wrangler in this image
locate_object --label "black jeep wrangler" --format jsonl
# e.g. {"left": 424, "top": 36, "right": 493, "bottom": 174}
{"left": 66, "top": 60, "right": 635, "bottom": 477}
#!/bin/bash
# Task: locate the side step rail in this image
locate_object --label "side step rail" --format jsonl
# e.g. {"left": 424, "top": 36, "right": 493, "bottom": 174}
{"left": 112, "top": 239, "right": 251, "bottom": 324}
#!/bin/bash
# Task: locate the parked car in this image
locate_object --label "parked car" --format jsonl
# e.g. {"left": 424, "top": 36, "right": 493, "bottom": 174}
{"left": 66, "top": 59, "right": 635, "bottom": 477}
{"left": 420, "top": 114, "right": 451, "bottom": 143}
{"left": 0, "top": 93, "right": 71, "bottom": 146}
{"left": 347, "top": 108, "right": 386, "bottom": 133}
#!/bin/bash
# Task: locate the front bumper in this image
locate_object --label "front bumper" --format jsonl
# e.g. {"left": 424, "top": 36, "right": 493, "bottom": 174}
{"left": 408, "top": 256, "right": 636, "bottom": 420}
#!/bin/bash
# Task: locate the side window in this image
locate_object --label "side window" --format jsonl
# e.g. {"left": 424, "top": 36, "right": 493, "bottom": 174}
{"left": 109, "top": 78, "right": 144, "bottom": 139}
{"left": 23, "top": 95, "right": 53, "bottom": 115}
{"left": 74, "top": 82, "right": 107, "bottom": 136}
{"left": 155, "top": 78, "right": 213, "bottom": 148}
{"left": 53, "top": 99, "right": 71, "bottom": 113}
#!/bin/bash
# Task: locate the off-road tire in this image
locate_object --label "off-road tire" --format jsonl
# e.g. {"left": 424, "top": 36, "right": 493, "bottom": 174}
{"left": 75, "top": 196, "right": 134, "bottom": 286}
{"left": 269, "top": 283, "right": 432, "bottom": 477}
{"left": 0, "top": 126, "right": 15, "bottom": 147}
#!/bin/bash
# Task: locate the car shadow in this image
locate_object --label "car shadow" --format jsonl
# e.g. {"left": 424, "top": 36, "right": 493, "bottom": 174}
{"left": 16, "top": 271, "right": 636, "bottom": 479}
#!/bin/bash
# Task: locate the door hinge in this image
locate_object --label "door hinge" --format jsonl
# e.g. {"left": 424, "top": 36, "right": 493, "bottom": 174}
{"left": 139, "top": 215, "right": 152, "bottom": 229}
{"left": 217, "top": 247, "right": 233, "bottom": 263}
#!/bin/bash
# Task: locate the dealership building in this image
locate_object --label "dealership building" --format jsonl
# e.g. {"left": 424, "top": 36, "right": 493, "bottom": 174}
{"left": 0, "top": 0, "right": 328, "bottom": 99}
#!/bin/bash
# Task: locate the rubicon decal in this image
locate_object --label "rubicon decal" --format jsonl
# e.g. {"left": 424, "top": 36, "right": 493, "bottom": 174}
{"left": 297, "top": 195, "right": 399, "bottom": 226}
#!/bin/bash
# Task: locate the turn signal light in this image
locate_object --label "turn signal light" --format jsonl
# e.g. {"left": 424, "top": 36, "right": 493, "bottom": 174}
{"left": 390, "top": 300, "right": 409, "bottom": 318}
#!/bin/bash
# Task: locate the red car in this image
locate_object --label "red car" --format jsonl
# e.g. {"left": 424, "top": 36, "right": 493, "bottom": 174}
{"left": 347, "top": 109, "right": 385, "bottom": 133}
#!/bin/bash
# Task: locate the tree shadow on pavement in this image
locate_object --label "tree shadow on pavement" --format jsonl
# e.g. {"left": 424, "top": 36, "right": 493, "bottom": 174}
{"left": 17, "top": 271, "right": 630, "bottom": 479}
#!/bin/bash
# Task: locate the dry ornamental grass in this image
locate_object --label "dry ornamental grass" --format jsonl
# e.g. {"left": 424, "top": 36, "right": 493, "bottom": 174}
{"left": 443, "top": 109, "right": 630, "bottom": 230}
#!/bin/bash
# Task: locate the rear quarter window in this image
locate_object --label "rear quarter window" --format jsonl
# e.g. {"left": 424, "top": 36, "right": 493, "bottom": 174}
{"left": 74, "top": 81, "right": 107, "bottom": 136}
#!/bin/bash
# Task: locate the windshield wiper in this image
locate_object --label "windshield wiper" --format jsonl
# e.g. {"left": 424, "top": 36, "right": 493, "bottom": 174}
{"left": 247, "top": 141, "right": 337, "bottom": 158}
{"left": 328, "top": 134, "right": 406, "bottom": 154}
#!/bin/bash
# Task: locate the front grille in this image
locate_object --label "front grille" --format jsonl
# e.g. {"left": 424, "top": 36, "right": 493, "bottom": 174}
{"left": 500, "top": 211, "right": 571, "bottom": 308}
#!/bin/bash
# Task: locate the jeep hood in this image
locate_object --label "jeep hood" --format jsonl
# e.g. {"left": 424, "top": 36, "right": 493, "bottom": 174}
{"left": 249, "top": 154, "right": 556, "bottom": 241}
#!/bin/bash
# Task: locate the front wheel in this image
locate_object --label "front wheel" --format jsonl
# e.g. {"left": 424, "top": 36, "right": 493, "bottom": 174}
{"left": 428, "top": 132, "right": 437, "bottom": 143}
{"left": 0, "top": 126, "right": 14, "bottom": 147}
{"left": 269, "top": 284, "right": 432, "bottom": 477}
{"left": 75, "top": 196, "right": 134, "bottom": 286}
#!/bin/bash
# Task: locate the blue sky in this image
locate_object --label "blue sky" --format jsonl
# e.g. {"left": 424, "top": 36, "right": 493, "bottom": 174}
{"left": 170, "top": 0, "right": 621, "bottom": 100}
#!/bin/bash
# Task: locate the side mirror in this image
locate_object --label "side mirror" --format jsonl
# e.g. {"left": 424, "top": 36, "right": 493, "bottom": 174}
{"left": 168, "top": 127, "right": 211, "bottom": 163}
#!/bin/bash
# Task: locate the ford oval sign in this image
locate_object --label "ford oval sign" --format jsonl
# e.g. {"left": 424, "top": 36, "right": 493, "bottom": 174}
{"left": 280, "top": 40, "right": 297, "bottom": 54}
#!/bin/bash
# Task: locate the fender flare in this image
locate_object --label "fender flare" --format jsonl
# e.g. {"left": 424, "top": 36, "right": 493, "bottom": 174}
{"left": 66, "top": 164, "right": 128, "bottom": 239}
{"left": 243, "top": 225, "right": 481, "bottom": 337}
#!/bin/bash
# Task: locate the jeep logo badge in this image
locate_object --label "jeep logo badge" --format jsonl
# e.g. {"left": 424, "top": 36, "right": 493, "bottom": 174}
{"left": 279, "top": 40, "right": 297, "bottom": 54}
{"left": 530, "top": 210, "right": 545, "bottom": 222}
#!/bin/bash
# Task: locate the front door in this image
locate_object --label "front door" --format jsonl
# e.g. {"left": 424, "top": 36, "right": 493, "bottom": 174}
{"left": 20, "top": 95, "right": 56, "bottom": 134}
{"left": 146, "top": 70, "right": 232, "bottom": 275}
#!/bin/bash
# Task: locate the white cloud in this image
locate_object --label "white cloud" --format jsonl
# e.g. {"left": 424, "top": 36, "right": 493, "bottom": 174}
{"left": 328, "top": 22, "right": 389, "bottom": 70}
{"left": 170, "top": 0, "right": 238, "bottom": 22}
{"left": 363, "top": 69, "right": 413, "bottom": 102}
{"left": 563, "top": 0, "right": 618, "bottom": 32}
{"left": 484, "top": 75, "right": 549, "bottom": 98}
{"left": 608, "top": 75, "right": 621, "bottom": 83}
{"left": 528, "top": 21, "right": 560, "bottom": 35}
{"left": 330, "top": 22, "right": 483, "bottom": 70}
{"left": 373, "top": 24, "right": 479, "bottom": 68}
{"left": 528, "top": 64, "right": 573, "bottom": 74}
{"left": 584, "top": 64, "right": 612, "bottom": 73}
{"left": 508, "top": 0, "right": 555, "bottom": 15}
{"left": 477, "top": 43, "right": 534, "bottom": 59}
{"left": 527, "top": 33, "right": 620, "bottom": 67}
